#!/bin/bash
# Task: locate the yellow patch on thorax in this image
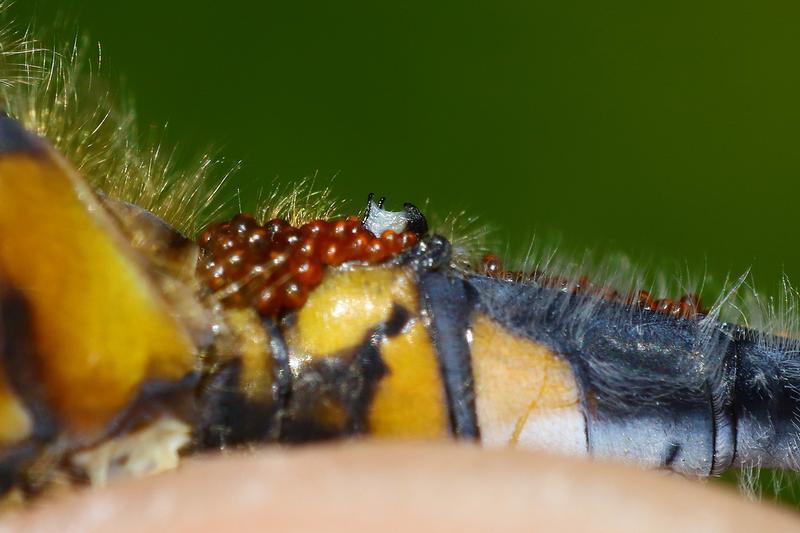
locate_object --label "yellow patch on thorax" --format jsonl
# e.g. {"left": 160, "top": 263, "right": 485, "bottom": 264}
{"left": 0, "top": 153, "right": 195, "bottom": 436}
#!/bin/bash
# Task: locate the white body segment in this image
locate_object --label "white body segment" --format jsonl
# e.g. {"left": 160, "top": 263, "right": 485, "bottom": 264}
{"left": 468, "top": 314, "right": 588, "bottom": 457}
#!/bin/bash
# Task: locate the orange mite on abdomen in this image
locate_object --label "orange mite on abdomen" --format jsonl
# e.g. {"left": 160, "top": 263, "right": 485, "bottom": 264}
{"left": 198, "top": 214, "right": 418, "bottom": 316}
{"left": 478, "top": 253, "right": 706, "bottom": 319}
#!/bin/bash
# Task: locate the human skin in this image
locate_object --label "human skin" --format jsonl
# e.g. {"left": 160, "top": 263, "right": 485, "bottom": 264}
{"left": 3, "top": 442, "right": 799, "bottom": 532}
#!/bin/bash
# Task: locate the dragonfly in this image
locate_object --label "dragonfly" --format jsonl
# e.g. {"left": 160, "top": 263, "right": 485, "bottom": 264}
{"left": 0, "top": 3, "right": 798, "bottom": 514}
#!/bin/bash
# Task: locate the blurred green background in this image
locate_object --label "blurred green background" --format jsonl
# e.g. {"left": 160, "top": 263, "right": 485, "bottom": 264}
{"left": 12, "top": 0, "right": 800, "bottom": 508}
{"left": 15, "top": 0, "right": 800, "bottom": 293}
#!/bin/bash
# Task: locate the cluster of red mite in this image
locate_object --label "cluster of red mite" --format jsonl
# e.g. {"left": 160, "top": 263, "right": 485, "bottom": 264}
{"left": 198, "top": 214, "right": 419, "bottom": 316}
{"left": 197, "top": 212, "right": 705, "bottom": 320}
{"left": 479, "top": 254, "right": 707, "bottom": 319}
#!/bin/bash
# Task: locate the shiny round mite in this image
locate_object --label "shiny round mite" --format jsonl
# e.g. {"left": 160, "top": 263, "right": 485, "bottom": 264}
{"left": 479, "top": 254, "right": 706, "bottom": 319}
{"left": 197, "top": 214, "right": 419, "bottom": 316}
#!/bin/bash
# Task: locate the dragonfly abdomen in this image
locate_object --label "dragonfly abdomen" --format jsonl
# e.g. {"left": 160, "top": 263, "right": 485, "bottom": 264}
{"left": 467, "top": 274, "right": 800, "bottom": 475}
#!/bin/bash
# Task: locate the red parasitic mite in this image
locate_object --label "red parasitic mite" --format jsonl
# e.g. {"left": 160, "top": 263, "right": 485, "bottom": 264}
{"left": 479, "top": 254, "right": 707, "bottom": 319}
{"left": 197, "top": 213, "right": 419, "bottom": 316}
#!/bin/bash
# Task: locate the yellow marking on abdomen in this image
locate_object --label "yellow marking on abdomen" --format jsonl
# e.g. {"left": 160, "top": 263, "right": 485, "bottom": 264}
{"left": 368, "top": 320, "right": 449, "bottom": 438}
{"left": 289, "top": 266, "right": 418, "bottom": 358}
{"left": 224, "top": 308, "right": 273, "bottom": 402}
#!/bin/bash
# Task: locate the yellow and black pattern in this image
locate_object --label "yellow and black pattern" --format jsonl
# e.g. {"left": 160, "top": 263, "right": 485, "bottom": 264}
{"left": 0, "top": 116, "right": 487, "bottom": 497}
{"left": 3, "top": 112, "right": 800, "bottom": 504}
{"left": 0, "top": 116, "right": 201, "bottom": 495}
{"left": 199, "top": 254, "right": 475, "bottom": 447}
